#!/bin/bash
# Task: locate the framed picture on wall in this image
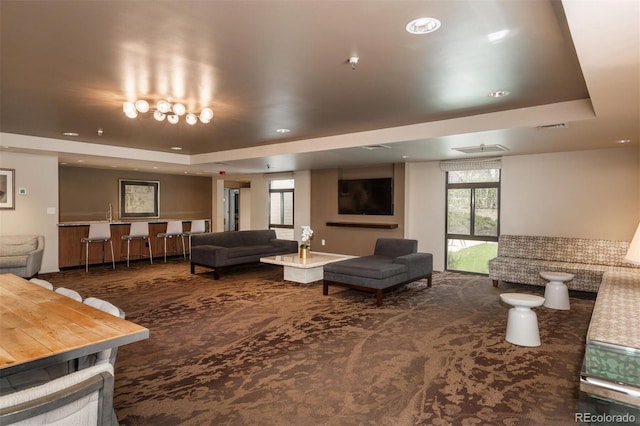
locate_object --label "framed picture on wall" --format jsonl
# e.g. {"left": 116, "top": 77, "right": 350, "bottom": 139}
{"left": 0, "top": 168, "right": 15, "bottom": 210}
{"left": 119, "top": 179, "right": 160, "bottom": 218}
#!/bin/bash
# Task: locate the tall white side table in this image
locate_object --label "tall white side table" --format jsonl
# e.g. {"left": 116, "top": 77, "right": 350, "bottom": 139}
{"left": 500, "top": 293, "right": 546, "bottom": 347}
{"left": 540, "top": 271, "right": 574, "bottom": 310}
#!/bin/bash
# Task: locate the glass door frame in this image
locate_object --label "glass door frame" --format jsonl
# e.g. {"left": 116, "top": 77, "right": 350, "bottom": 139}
{"left": 445, "top": 173, "right": 501, "bottom": 273}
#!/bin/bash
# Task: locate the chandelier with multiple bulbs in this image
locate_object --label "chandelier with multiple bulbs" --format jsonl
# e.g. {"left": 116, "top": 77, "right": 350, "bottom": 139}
{"left": 122, "top": 99, "right": 214, "bottom": 125}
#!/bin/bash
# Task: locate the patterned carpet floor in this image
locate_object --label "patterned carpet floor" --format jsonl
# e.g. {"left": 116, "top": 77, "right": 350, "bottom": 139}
{"left": 42, "top": 260, "right": 596, "bottom": 425}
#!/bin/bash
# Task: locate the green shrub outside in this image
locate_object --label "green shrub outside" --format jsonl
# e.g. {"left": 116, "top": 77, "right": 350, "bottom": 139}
{"left": 448, "top": 211, "right": 497, "bottom": 236}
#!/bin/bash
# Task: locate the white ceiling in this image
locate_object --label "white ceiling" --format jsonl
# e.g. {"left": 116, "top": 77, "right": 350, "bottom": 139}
{"left": 0, "top": 0, "right": 638, "bottom": 177}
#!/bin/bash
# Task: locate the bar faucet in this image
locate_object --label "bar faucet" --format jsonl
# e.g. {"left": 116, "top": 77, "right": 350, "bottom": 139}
{"left": 106, "top": 203, "right": 113, "bottom": 222}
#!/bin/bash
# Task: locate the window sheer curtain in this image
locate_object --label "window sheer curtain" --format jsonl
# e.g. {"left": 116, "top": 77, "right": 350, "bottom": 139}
{"left": 439, "top": 158, "right": 502, "bottom": 172}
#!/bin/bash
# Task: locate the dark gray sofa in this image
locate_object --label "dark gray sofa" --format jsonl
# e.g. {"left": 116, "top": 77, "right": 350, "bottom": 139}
{"left": 323, "top": 238, "right": 433, "bottom": 306}
{"left": 190, "top": 230, "right": 297, "bottom": 279}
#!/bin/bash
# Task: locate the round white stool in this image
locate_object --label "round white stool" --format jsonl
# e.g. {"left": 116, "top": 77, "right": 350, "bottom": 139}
{"left": 500, "top": 293, "right": 545, "bottom": 347}
{"left": 540, "top": 271, "right": 574, "bottom": 310}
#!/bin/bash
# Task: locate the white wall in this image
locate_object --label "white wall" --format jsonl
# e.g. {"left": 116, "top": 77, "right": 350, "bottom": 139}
{"left": 405, "top": 147, "right": 640, "bottom": 271}
{"left": 501, "top": 147, "right": 639, "bottom": 240}
{"left": 405, "top": 161, "right": 446, "bottom": 270}
{"left": 213, "top": 179, "right": 225, "bottom": 232}
{"left": 239, "top": 188, "right": 252, "bottom": 230}
{"left": 0, "top": 151, "right": 59, "bottom": 273}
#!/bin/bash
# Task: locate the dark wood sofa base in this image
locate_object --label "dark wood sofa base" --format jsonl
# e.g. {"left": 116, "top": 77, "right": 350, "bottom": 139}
{"left": 191, "top": 261, "right": 221, "bottom": 279}
{"left": 191, "top": 261, "right": 271, "bottom": 280}
{"left": 323, "top": 273, "right": 432, "bottom": 307}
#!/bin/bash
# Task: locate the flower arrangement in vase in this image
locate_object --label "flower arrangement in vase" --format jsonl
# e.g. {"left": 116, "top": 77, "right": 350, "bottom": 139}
{"left": 300, "top": 226, "right": 313, "bottom": 258}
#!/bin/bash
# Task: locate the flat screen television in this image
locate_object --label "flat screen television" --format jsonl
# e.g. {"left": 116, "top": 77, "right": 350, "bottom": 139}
{"left": 338, "top": 177, "right": 394, "bottom": 215}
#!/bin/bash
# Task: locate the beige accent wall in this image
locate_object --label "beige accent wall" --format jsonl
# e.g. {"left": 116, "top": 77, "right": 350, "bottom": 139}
{"left": 293, "top": 170, "right": 311, "bottom": 243}
{"left": 0, "top": 152, "right": 59, "bottom": 273}
{"left": 310, "top": 164, "right": 405, "bottom": 256}
{"left": 59, "top": 166, "right": 212, "bottom": 223}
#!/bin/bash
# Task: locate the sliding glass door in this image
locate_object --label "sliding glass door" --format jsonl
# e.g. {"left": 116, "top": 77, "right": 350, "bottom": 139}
{"left": 446, "top": 169, "right": 500, "bottom": 274}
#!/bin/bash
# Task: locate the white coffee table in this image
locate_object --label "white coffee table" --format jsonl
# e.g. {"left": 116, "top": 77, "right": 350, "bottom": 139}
{"left": 540, "top": 271, "right": 574, "bottom": 310}
{"left": 260, "top": 252, "right": 356, "bottom": 284}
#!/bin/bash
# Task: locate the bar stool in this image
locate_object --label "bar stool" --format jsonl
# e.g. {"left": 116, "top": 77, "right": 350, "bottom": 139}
{"left": 157, "top": 220, "right": 186, "bottom": 262}
{"left": 182, "top": 219, "right": 206, "bottom": 259}
{"left": 80, "top": 223, "right": 115, "bottom": 272}
{"left": 121, "top": 222, "right": 153, "bottom": 267}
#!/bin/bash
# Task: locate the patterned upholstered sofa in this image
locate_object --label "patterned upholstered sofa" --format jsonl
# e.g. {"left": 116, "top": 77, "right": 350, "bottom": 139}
{"left": 489, "top": 235, "right": 639, "bottom": 293}
{"left": 580, "top": 270, "right": 640, "bottom": 409}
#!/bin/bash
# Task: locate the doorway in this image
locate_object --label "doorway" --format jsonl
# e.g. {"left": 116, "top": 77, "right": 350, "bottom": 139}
{"left": 224, "top": 188, "right": 239, "bottom": 232}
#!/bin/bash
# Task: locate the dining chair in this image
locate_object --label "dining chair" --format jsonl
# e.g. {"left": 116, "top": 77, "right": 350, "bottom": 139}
{"left": 183, "top": 219, "right": 207, "bottom": 259}
{"left": 80, "top": 223, "right": 115, "bottom": 272}
{"left": 121, "top": 222, "right": 153, "bottom": 267}
{"left": 55, "top": 287, "right": 83, "bottom": 302}
{"left": 157, "top": 220, "right": 186, "bottom": 262}
{"left": 78, "top": 297, "right": 125, "bottom": 371}
{"left": 0, "top": 363, "right": 115, "bottom": 426}
{"left": 29, "top": 278, "right": 54, "bottom": 290}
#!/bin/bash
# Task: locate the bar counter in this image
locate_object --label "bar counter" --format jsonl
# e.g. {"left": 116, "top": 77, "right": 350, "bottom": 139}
{"left": 58, "top": 219, "right": 209, "bottom": 268}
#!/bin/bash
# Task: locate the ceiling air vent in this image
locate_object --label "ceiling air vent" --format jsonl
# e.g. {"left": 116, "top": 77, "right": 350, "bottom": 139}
{"left": 360, "top": 144, "right": 391, "bottom": 151}
{"left": 453, "top": 144, "right": 509, "bottom": 154}
{"left": 537, "top": 123, "right": 567, "bottom": 129}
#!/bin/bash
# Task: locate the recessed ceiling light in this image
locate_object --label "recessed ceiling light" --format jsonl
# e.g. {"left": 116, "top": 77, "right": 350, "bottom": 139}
{"left": 171, "top": 146, "right": 182, "bottom": 150}
{"left": 616, "top": 139, "right": 631, "bottom": 144}
{"left": 63, "top": 132, "right": 79, "bottom": 137}
{"left": 361, "top": 144, "right": 391, "bottom": 151}
{"left": 487, "top": 29, "right": 510, "bottom": 42}
{"left": 276, "top": 128, "right": 290, "bottom": 133}
{"left": 406, "top": 17, "right": 441, "bottom": 35}
{"left": 489, "top": 90, "right": 510, "bottom": 98}
{"left": 77, "top": 159, "right": 84, "bottom": 163}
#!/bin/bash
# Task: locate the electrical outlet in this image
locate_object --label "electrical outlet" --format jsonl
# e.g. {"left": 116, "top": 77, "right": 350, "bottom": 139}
{"left": 321, "top": 239, "right": 326, "bottom": 246}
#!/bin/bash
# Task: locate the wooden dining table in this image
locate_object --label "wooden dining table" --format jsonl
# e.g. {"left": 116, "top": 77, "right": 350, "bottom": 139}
{"left": 0, "top": 273, "right": 149, "bottom": 377}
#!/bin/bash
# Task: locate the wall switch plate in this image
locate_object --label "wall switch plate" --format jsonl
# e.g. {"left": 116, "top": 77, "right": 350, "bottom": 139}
{"left": 321, "top": 239, "right": 326, "bottom": 246}
{"left": 46, "top": 207, "right": 56, "bottom": 215}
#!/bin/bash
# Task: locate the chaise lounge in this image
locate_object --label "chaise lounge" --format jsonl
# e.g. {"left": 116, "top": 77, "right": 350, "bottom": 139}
{"left": 323, "top": 238, "right": 433, "bottom": 306}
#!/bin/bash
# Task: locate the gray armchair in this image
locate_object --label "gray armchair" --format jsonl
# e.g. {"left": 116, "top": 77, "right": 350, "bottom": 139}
{"left": 0, "top": 235, "right": 45, "bottom": 278}
{"left": 323, "top": 238, "right": 433, "bottom": 306}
